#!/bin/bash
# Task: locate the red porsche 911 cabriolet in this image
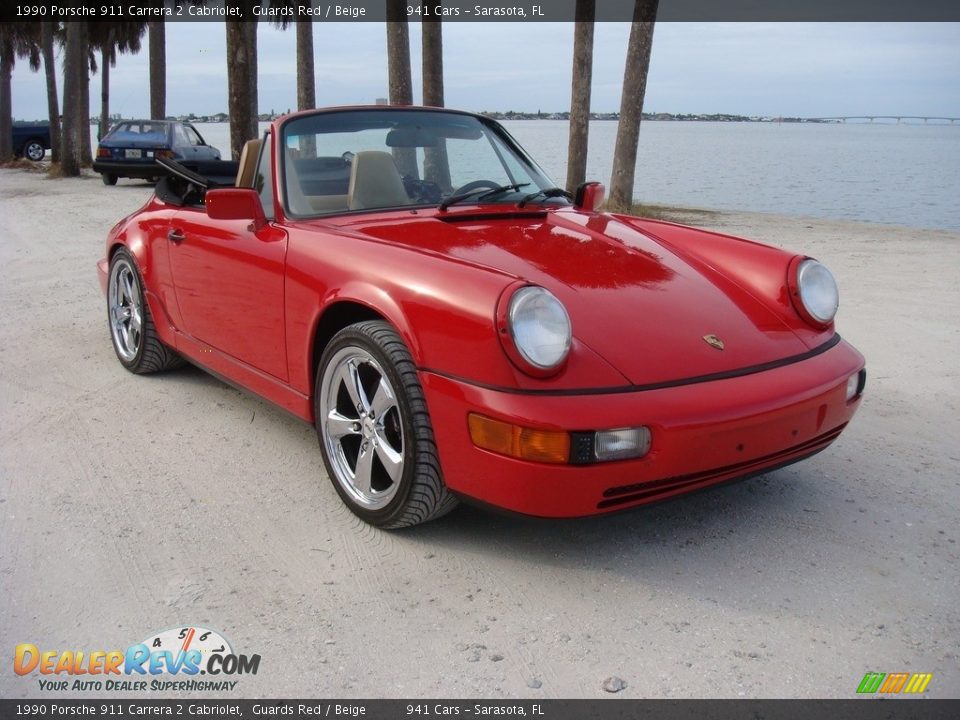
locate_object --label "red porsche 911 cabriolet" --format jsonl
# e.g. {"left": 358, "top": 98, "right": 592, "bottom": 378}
{"left": 98, "top": 106, "right": 865, "bottom": 528}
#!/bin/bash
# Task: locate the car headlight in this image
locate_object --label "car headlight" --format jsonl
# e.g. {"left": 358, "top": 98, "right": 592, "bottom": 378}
{"left": 505, "top": 286, "right": 572, "bottom": 373}
{"left": 794, "top": 258, "right": 839, "bottom": 326}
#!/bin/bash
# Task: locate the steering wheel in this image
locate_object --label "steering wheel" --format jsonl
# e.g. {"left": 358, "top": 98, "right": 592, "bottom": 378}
{"left": 450, "top": 179, "right": 500, "bottom": 196}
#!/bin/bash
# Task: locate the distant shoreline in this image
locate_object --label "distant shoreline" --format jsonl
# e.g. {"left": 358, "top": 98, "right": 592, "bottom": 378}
{"left": 17, "top": 113, "right": 958, "bottom": 126}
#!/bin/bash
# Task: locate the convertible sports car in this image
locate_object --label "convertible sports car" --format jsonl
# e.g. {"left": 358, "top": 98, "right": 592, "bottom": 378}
{"left": 97, "top": 106, "right": 865, "bottom": 528}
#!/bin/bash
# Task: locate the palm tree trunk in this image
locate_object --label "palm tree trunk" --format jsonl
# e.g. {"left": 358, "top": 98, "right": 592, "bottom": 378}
{"left": 421, "top": 14, "right": 450, "bottom": 191}
{"left": 566, "top": 0, "right": 595, "bottom": 194}
{"left": 386, "top": 0, "right": 412, "bottom": 105}
{"left": 385, "top": 0, "right": 415, "bottom": 177}
{"left": 0, "top": 30, "right": 12, "bottom": 162}
{"left": 296, "top": 18, "right": 315, "bottom": 111}
{"left": 226, "top": 17, "right": 259, "bottom": 161}
{"left": 608, "top": 0, "right": 658, "bottom": 211}
{"left": 60, "top": 22, "right": 87, "bottom": 176}
{"left": 79, "top": 47, "right": 92, "bottom": 165}
{"left": 99, "top": 46, "right": 109, "bottom": 141}
{"left": 41, "top": 22, "right": 60, "bottom": 162}
{"left": 422, "top": 16, "right": 443, "bottom": 107}
{"left": 148, "top": 21, "right": 165, "bottom": 120}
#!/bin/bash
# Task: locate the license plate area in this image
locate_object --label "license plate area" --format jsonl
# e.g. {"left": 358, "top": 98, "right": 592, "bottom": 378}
{"left": 124, "top": 149, "right": 142, "bottom": 159}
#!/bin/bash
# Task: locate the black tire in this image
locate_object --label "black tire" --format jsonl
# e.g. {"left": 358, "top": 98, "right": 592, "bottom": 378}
{"left": 102, "top": 173, "right": 118, "bottom": 186}
{"left": 315, "top": 321, "right": 458, "bottom": 529}
{"left": 23, "top": 139, "right": 45, "bottom": 161}
{"left": 107, "top": 248, "right": 184, "bottom": 374}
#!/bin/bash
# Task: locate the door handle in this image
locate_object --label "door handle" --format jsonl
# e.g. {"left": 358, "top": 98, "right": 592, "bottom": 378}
{"left": 167, "top": 228, "right": 185, "bottom": 243}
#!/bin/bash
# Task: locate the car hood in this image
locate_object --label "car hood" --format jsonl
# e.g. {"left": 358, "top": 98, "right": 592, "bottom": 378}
{"left": 335, "top": 208, "right": 810, "bottom": 385}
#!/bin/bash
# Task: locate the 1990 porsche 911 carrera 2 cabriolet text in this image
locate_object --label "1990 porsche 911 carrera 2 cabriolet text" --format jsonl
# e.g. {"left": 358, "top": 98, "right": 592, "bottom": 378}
{"left": 97, "top": 106, "right": 865, "bottom": 528}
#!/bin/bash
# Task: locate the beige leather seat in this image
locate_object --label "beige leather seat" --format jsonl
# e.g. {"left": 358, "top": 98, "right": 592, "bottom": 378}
{"left": 235, "top": 139, "right": 262, "bottom": 188}
{"left": 347, "top": 151, "right": 410, "bottom": 210}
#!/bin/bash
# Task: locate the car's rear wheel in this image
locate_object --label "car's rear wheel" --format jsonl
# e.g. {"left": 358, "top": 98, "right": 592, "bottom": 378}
{"left": 102, "top": 173, "right": 117, "bottom": 186}
{"left": 316, "top": 321, "right": 457, "bottom": 528}
{"left": 107, "top": 248, "right": 183, "bottom": 374}
{"left": 23, "top": 139, "right": 45, "bottom": 161}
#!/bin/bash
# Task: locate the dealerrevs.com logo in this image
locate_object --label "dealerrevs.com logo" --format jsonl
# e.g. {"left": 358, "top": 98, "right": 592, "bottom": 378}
{"left": 14, "top": 626, "right": 260, "bottom": 692}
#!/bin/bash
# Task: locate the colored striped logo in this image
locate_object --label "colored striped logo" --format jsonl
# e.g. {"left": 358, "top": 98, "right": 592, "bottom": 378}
{"left": 857, "top": 672, "right": 933, "bottom": 694}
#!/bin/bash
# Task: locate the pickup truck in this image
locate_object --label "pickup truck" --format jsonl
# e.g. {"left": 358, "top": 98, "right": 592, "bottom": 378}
{"left": 12, "top": 122, "right": 51, "bottom": 161}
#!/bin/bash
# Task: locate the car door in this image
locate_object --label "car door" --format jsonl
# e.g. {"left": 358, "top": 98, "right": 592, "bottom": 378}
{"left": 167, "top": 138, "right": 288, "bottom": 380}
{"left": 185, "top": 124, "right": 218, "bottom": 160}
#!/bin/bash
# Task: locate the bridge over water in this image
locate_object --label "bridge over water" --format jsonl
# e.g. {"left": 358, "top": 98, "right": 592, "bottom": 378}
{"left": 809, "top": 116, "right": 959, "bottom": 124}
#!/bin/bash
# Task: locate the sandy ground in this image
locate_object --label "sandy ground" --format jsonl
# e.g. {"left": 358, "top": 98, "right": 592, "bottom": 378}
{"left": 1, "top": 168, "right": 958, "bottom": 700}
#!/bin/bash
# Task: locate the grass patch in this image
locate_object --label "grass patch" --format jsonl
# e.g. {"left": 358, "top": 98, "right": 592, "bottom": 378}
{"left": 0, "top": 158, "right": 46, "bottom": 172}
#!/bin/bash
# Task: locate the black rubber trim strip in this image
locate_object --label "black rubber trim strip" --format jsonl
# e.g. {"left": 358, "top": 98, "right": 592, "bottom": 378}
{"left": 437, "top": 211, "right": 548, "bottom": 223}
{"left": 421, "top": 333, "right": 842, "bottom": 397}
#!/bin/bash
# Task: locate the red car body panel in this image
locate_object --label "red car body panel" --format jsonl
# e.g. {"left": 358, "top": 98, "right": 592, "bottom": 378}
{"left": 98, "top": 107, "right": 865, "bottom": 518}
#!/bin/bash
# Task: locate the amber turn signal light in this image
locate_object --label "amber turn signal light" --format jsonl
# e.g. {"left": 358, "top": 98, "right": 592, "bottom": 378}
{"left": 468, "top": 414, "right": 570, "bottom": 464}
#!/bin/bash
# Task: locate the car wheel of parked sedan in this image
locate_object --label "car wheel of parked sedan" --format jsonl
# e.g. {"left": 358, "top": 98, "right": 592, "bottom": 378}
{"left": 102, "top": 173, "right": 118, "bottom": 186}
{"left": 316, "top": 321, "right": 458, "bottom": 529}
{"left": 23, "top": 140, "right": 45, "bottom": 161}
{"left": 107, "top": 248, "right": 184, "bottom": 374}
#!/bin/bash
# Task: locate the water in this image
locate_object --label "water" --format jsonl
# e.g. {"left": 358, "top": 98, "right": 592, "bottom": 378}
{"left": 95, "top": 119, "right": 960, "bottom": 230}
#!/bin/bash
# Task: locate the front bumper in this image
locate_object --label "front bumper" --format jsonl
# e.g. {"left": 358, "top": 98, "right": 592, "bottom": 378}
{"left": 421, "top": 338, "right": 865, "bottom": 517}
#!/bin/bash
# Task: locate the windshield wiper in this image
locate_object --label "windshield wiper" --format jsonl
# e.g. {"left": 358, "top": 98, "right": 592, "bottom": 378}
{"left": 439, "top": 182, "right": 531, "bottom": 211}
{"left": 517, "top": 187, "right": 573, "bottom": 208}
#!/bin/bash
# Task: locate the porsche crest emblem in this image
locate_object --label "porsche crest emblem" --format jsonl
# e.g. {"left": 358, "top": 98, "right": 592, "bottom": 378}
{"left": 703, "top": 334, "right": 725, "bottom": 350}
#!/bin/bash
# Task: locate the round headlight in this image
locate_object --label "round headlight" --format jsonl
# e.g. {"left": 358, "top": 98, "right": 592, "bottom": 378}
{"left": 508, "top": 286, "right": 572, "bottom": 371}
{"left": 797, "top": 259, "right": 839, "bottom": 325}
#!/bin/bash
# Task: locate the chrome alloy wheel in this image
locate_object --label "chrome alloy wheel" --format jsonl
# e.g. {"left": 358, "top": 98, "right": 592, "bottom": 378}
{"left": 319, "top": 347, "right": 405, "bottom": 510}
{"left": 108, "top": 256, "right": 143, "bottom": 362}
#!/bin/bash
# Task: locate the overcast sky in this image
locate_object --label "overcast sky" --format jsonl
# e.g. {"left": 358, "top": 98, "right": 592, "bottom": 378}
{"left": 9, "top": 22, "right": 960, "bottom": 120}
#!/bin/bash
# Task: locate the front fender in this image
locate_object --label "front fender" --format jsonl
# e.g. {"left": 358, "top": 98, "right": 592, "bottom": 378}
{"left": 284, "top": 228, "right": 628, "bottom": 400}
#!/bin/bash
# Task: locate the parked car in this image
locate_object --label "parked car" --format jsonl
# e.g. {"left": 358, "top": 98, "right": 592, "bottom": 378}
{"left": 93, "top": 119, "right": 221, "bottom": 185}
{"left": 97, "top": 106, "right": 865, "bottom": 529}
{"left": 12, "top": 122, "right": 51, "bottom": 161}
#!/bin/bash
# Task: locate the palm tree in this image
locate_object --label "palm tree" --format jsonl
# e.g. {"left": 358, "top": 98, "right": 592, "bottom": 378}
{"left": 0, "top": 25, "right": 40, "bottom": 162}
{"left": 40, "top": 22, "right": 61, "bottom": 162}
{"left": 421, "top": 11, "right": 450, "bottom": 190}
{"left": 566, "top": 0, "right": 595, "bottom": 194}
{"left": 386, "top": 0, "right": 412, "bottom": 105}
{"left": 225, "top": 1, "right": 259, "bottom": 160}
{"left": 0, "top": 28, "right": 15, "bottom": 162}
{"left": 89, "top": 22, "right": 147, "bottom": 139}
{"left": 385, "top": 0, "right": 415, "bottom": 177}
{"left": 60, "top": 22, "right": 88, "bottom": 176}
{"left": 608, "top": 0, "right": 659, "bottom": 211}
{"left": 422, "top": 13, "right": 443, "bottom": 107}
{"left": 148, "top": 21, "right": 165, "bottom": 120}
{"left": 567, "top": 0, "right": 596, "bottom": 192}
{"left": 296, "top": 15, "right": 315, "bottom": 110}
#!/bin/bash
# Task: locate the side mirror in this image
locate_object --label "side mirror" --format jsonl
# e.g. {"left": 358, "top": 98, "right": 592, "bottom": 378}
{"left": 574, "top": 182, "right": 605, "bottom": 213}
{"left": 206, "top": 188, "right": 267, "bottom": 230}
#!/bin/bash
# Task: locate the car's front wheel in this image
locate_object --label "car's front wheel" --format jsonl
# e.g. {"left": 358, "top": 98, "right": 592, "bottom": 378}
{"left": 107, "top": 248, "right": 183, "bottom": 374}
{"left": 316, "top": 321, "right": 457, "bottom": 528}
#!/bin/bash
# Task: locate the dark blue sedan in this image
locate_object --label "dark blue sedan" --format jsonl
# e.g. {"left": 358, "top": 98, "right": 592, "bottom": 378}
{"left": 93, "top": 120, "right": 222, "bottom": 186}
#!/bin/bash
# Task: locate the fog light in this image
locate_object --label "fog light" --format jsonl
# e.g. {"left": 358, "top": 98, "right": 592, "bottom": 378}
{"left": 594, "top": 427, "right": 651, "bottom": 462}
{"left": 846, "top": 368, "right": 866, "bottom": 401}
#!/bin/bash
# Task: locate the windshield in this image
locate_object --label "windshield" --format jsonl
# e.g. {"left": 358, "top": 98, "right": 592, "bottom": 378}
{"left": 280, "top": 109, "right": 558, "bottom": 217}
